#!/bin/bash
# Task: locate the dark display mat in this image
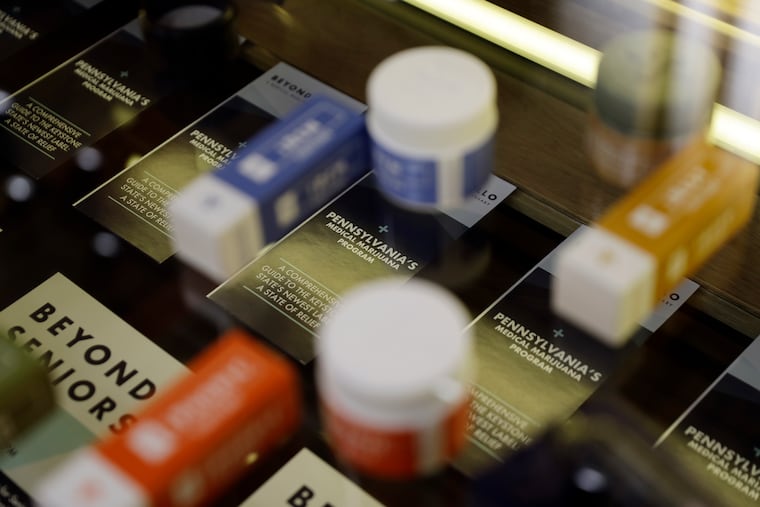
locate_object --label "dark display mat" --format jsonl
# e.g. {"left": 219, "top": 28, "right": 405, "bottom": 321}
{"left": 0, "top": 5, "right": 757, "bottom": 506}
{"left": 0, "top": 0, "right": 140, "bottom": 95}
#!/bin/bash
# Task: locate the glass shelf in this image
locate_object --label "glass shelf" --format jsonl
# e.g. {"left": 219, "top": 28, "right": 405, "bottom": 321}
{"left": 235, "top": 0, "right": 760, "bottom": 338}
{"left": 1, "top": 2, "right": 757, "bottom": 504}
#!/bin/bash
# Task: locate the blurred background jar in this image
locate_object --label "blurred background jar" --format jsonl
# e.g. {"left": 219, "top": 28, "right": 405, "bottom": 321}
{"left": 586, "top": 29, "right": 721, "bottom": 188}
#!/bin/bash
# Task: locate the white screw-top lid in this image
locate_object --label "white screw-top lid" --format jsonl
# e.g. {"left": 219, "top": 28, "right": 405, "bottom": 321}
{"left": 367, "top": 46, "right": 497, "bottom": 151}
{"left": 317, "top": 278, "right": 474, "bottom": 420}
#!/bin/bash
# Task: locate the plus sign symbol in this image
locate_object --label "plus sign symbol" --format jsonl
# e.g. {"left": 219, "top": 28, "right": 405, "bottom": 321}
{"left": 77, "top": 478, "right": 105, "bottom": 504}
{"left": 202, "top": 194, "right": 221, "bottom": 209}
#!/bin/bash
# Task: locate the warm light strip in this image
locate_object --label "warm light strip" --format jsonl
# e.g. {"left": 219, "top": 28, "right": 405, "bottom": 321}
{"left": 687, "top": 0, "right": 760, "bottom": 20}
{"left": 401, "top": 0, "right": 760, "bottom": 164}
{"left": 630, "top": 0, "right": 760, "bottom": 48}
{"left": 401, "top": 0, "right": 600, "bottom": 86}
{"left": 709, "top": 105, "right": 760, "bottom": 163}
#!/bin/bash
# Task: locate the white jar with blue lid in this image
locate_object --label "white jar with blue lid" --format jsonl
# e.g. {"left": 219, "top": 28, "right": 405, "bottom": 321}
{"left": 367, "top": 46, "right": 498, "bottom": 210}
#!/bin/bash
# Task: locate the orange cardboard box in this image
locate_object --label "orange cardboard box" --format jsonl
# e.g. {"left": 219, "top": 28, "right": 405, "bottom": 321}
{"left": 553, "top": 143, "right": 758, "bottom": 345}
{"left": 598, "top": 144, "right": 758, "bottom": 297}
{"left": 35, "top": 328, "right": 301, "bottom": 507}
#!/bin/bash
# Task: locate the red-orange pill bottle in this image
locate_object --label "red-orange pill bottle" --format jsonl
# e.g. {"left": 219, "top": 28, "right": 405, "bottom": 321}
{"left": 316, "top": 278, "right": 475, "bottom": 480}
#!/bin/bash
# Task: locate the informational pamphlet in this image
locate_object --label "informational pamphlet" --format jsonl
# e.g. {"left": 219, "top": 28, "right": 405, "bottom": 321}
{"left": 75, "top": 62, "right": 364, "bottom": 262}
{"left": 0, "top": 0, "right": 104, "bottom": 61}
{"left": 455, "top": 226, "right": 699, "bottom": 476}
{"left": 0, "top": 19, "right": 166, "bottom": 178}
{"left": 0, "top": 273, "right": 187, "bottom": 506}
{"left": 239, "top": 448, "right": 383, "bottom": 507}
{"left": 209, "top": 174, "right": 515, "bottom": 363}
{"left": 655, "top": 334, "right": 760, "bottom": 505}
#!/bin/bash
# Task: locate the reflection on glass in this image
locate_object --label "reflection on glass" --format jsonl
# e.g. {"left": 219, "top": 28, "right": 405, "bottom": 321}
{"left": 586, "top": 30, "right": 721, "bottom": 188}
{"left": 158, "top": 6, "right": 223, "bottom": 29}
{"left": 401, "top": 0, "right": 760, "bottom": 164}
{"left": 124, "top": 152, "right": 143, "bottom": 169}
{"left": 403, "top": 0, "right": 599, "bottom": 85}
{"left": 91, "top": 231, "right": 122, "bottom": 258}
{"left": 0, "top": 89, "right": 9, "bottom": 114}
{"left": 632, "top": 0, "right": 760, "bottom": 46}
{"left": 4, "top": 174, "right": 35, "bottom": 202}
{"left": 573, "top": 466, "right": 608, "bottom": 493}
{"left": 75, "top": 146, "right": 104, "bottom": 172}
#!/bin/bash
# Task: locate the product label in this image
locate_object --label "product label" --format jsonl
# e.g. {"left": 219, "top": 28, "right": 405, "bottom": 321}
{"left": 0, "top": 19, "right": 166, "bottom": 179}
{"left": 75, "top": 62, "right": 363, "bottom": 262}
{"left": 655, "top": 335, "right": 760, "bottom": 505}
{"left": 218, "top": 101, "right": 356, "bottom": 190}
{"left": 598, "top": 145, "right": 758, "bottom": 296}
{"left": 239, "top": 448, "right": 383, "bottom": 507}
{"left": 0, "top": 1, "right": 103, "bottom": 61}
{"left": 372, "top": 141, "right": 438, "bottom": 204}
{"left": 239, "top": 61, "right": 364, "bottom": 118}
{"left": 0, "top": 273, "right": 187, "bottom": 503}
{"left": 214, "top": 95, "right": 368, "bottom": 243}
{"left": 455, "top": 225, "right": 699, "bottom": 476}
{"left": 463, "top": 137, "right": 495, "bottom": 195}
{"left": 89, "top": 330, "right": 300, "bottom": 507}
{"left": 209, "top": 174, "right": 515, "bottom": 363}
{"left": 322, "top": 395, "right": 468, "bottom": 478}
{"left": 372, "top": 134, "right": 493, "bottom": 205}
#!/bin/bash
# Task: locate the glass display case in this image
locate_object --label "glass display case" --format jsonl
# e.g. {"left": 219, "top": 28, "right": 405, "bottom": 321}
{"left": 1, "top": 1, "right": 759, "bottom": 505}
{"left": 237, "top": 0, "right": 760, "bottom": 336}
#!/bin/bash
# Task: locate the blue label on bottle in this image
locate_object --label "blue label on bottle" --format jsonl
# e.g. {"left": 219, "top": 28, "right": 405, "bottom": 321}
{"left": 371, "top": 134, "right": 494, "bottom": 206}
{"left": 463, "top": 136, "right": 495, "bottom": 195}
{"left": 372, "top": 142, "right": 438, "bottom": 205}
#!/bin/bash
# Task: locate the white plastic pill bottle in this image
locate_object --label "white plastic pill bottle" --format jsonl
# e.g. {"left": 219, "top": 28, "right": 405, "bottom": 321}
{"left": 316, "top": 277, "right": 476, "bottom": 480}
{"left": 367, "top": 46, "right": 498, "bottom": 210}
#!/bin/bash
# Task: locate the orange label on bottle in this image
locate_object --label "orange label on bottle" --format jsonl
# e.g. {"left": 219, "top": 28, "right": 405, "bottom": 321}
{"left": 95, "top": 329, "right": 301, "bottom": 507}
{"left": 598, "top": 143, "right": 758, "bottom": 298}
{"left": 322, "top": 398, "right": 469, "bottom": 479}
